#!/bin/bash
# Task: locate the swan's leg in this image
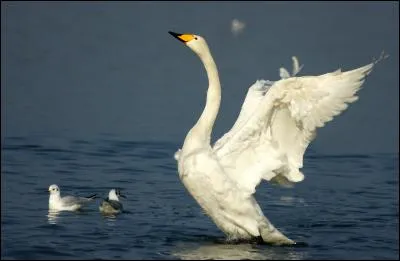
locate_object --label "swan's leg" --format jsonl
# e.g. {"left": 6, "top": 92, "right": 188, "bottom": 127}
{"left": 259, "top": 222, "right": 296, "bottom": 245}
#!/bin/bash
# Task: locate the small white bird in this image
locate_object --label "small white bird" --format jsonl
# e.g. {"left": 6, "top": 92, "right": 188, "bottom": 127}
{"left": 48, "top": 184, "right": 97, "bottom": 211}
{"left": 99, "top": 189, "right": 126, "bottom": 215}
{"left": 231, "top": 18, "right": 246, "bottom": 36}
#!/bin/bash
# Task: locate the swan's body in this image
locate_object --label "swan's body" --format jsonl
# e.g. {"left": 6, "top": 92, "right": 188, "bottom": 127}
{"left": 48, "top": 184, "right": 97, "bottom": 211}
{"left": 169, "top": 31, "right": 384, "bottom": 244}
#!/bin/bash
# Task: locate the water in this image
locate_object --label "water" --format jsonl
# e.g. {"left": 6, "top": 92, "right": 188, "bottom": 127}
{"left": 1, "top": 135, "right": 398, "bottom": 260}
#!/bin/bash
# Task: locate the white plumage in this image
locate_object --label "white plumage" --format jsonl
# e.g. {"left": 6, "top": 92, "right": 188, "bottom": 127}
{"left": 48, "top": 184, "right": 97, "bottom": 211}
{"left": 168, "top": 31, "right": 384, "bottom": 245}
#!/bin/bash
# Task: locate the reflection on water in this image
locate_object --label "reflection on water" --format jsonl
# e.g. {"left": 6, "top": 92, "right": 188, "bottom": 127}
{"left": 46, "top": 207, "right": 121, "bottom": 225}
{"left": 278, "top": 196, "right": 307, "bottom": 206}
{"left": 47, "top": 210, "right": 61, "bottom": 224}
{"left": 172, "top": 242, "right": 308, "bottom": 260}
{"left": 101, "top": 213, "right": 118, "bottom": 219}
{"left": 101, "top": 213, "right": 118, "bottom": 223}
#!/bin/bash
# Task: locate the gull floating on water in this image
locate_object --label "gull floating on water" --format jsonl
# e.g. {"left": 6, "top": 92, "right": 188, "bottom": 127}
{"left": 48, "top": 184, "right": 97, "bottom": 211}
{"left": 99, "top": 188, "right": 125, "bottom": 215}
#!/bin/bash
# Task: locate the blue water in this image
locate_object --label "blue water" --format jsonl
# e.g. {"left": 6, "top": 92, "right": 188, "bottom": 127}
{"left": 1, "top": 135, "right": 398, "bottom": 260}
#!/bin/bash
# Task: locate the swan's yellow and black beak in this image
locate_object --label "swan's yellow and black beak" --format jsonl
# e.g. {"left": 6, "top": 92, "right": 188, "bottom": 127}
{"left": 168, "top": 31, "right": 195, "bottom": 44}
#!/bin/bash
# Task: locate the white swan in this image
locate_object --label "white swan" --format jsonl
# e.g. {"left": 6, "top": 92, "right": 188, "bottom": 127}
{"left": 168, "top": 31, "right": 384, "bottom": 245}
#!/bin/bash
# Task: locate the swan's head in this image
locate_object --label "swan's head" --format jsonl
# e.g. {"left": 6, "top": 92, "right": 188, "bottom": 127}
{"left": 168, "top": 31, "right": 210, "bottom": 58}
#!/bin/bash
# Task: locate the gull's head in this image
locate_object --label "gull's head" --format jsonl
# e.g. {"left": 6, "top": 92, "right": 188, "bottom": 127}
{"left": 48, "top": 184, "right": 60, "bottom": 195}
{"left": 168, "top": 31, "right": 210, "bottom": 58}
{"left": 108, "top": 188, "right": 126, "bottom": 201}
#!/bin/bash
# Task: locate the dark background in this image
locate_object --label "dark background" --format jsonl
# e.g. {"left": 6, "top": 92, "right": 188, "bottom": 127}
{"left": 2, "top": 1, "right": 398, "bottom": 154}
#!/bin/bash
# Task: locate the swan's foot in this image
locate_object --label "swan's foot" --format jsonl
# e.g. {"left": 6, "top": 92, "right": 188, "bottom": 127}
{"left": 259, "top": 224, "right": 296, "bottom": 246}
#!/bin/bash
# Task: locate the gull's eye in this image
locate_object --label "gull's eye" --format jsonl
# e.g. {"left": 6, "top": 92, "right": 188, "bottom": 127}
{"left": 194, "top": 37, "right": 198, "bottom": 40}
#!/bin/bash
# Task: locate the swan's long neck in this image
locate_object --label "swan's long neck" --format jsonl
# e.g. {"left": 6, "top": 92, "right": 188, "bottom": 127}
{"left": 185, "top": 48, "right": 221, "bottom": 149}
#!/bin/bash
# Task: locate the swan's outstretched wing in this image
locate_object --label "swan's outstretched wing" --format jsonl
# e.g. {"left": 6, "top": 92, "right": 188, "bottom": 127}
{"left": 213, "top": 61, "right": 378, "bottom": 194}
{"left": 215, "top": 57, "right": 303, "bottom": 149}
{"left": 214, "top": 79, "right": 273, "bottom": 149}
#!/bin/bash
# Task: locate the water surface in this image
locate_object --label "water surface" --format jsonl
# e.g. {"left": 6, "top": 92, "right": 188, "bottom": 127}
{"left": 2, "top": 136, "right": 398, "bottom": 259}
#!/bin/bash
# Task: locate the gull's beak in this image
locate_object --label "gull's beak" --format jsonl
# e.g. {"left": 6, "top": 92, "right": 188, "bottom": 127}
{"left": 168, "top": 31, "right": 195, "bottom": 44}
{"left": 119, "top": 194, "right": 127, "bottom": 199}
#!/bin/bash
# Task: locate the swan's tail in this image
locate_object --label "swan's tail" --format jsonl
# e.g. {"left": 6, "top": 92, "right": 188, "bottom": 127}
{"left": 259, "top": 222, "right": 296, "bottom": 245}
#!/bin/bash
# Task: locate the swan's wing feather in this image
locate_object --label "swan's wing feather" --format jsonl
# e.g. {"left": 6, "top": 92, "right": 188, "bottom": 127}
{"left": 214, "top": 80, "right": 273, "bottom": 149}
{"left": 279, "top": 68, "right": 291, "bottom": 79}
{"left": 214, "top": 56, "right": 303, "bottom": 152}
{"left": 213, "top": 62, "right": 375, "bottom": 194}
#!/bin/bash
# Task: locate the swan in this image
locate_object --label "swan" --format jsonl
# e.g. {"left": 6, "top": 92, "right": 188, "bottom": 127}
{"left": 168, "top": 31, "right": 385, "bottom": 245}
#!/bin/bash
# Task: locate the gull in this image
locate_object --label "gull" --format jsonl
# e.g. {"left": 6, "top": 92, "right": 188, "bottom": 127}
{"left": 231, "top": 19, "right": 246, "bottom": 36}
{"left": 48, "top": 184, "right": 97, "bottom": 211}
{"left": 99, "top": 188, "right": 126, "bottom": 215}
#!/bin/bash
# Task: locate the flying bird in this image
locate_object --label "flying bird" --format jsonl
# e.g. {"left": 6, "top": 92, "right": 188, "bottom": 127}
{"left": 231, "top": 19, "right": 246, "bottom": 36}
